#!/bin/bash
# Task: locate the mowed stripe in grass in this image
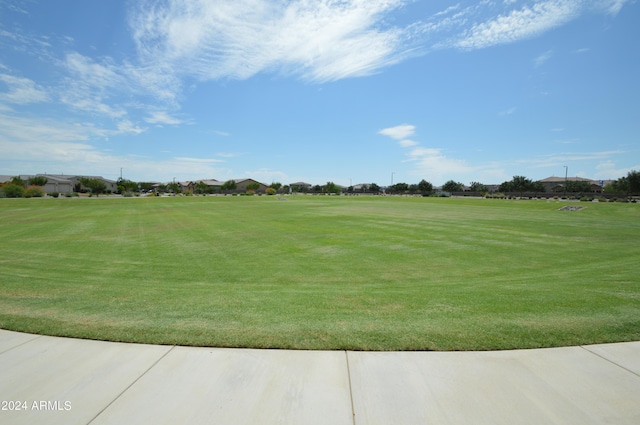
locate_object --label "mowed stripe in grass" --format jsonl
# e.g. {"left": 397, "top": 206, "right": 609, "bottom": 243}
{"left": 0, "top": 196, "right": 638, "bottom": 350}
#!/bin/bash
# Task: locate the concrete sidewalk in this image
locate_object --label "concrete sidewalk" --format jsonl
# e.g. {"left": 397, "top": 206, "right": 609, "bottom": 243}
{"left": 1, "top": 329, "right": 639, "bottom": 425}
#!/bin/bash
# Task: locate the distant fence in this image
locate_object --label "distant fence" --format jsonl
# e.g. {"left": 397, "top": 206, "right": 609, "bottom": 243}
{"left": 450, "top": 191, "right": 638, "bottom": 200}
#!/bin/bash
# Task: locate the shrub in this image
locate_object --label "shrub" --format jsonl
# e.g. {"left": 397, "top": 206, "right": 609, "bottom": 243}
{"left": 24, "top": 186, "right": 45, "bottom": 198}
{"left": 49, "top": 192, "right": 59, "bottom": 198}
{"left": 3, "top": 184, "right": 25, "bottom": 198}
{"left": 266, "top": 187, "right": 276, "bottom": 195}
{"left": 123, "top": 191, "right": 134, "bottom": 197}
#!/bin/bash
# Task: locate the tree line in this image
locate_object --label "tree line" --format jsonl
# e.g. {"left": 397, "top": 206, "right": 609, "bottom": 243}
{"left": 3, "top": 170, "right": 639, "bottom": 198}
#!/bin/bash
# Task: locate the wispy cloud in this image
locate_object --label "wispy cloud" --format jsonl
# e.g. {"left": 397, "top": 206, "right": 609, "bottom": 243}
{"left": 379, "top": 123, "right": 481, "bottom": 184}
{"left": 0, "top": 73, "right": 49, "bottom": 104}
{"left": 534, "top": 49, "right": 554, "bottom": 67}
{"left": 378, "top": 124, "right": 415, "bottom": 140}
{"left": 498, "top": 107, "right": 517, "bottom": 116}
{"left": 455, "top": 1, "right": 580, "bottom": 50}
{"left": 398, "top": 139, "right": 418, "bottom": 147}
{"left": 129, "top": 0, "right": 416, "bottom": 84}
{"left": 145, "top": 111, "right": 183, "bottom": 125}
{"left": 174, "top": 157, "right": 224, "bottom": 163}
{"left": 517, "top": 150, "right": 626, "bottom": 168}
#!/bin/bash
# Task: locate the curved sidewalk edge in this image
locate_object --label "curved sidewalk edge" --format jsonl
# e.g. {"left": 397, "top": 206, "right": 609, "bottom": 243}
{"left": 1, "top": 329, "right": 639, "bottom": 425}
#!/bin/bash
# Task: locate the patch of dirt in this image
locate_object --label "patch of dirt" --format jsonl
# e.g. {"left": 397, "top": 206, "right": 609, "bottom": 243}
{"left": 558, "top": 205, "right": 586, "bottom": 211}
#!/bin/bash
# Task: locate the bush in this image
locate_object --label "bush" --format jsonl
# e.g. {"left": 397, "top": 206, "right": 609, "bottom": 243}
{"left": 3, "top": 184, "right": 25, "bottom": 198}
{"left": 123, "top": 191, "right": 134, "bottom": 197}
{"left": 266, "top": 187, "right": 276, "bottom": 195}
{"left": 24, "top": 186, "right": 45, "bottom": 198}
{"left": 49, "top": 192, "right": 59, "bottom": 198}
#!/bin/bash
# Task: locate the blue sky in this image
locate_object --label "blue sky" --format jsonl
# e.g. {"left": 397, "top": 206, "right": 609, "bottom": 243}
{"left": 1, "top": 0, "right": 638, "bottom": 186}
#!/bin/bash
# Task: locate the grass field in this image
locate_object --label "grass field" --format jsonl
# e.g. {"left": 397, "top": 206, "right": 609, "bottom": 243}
{"left": 0, "top": 195, "right": 638, "bottom": 351}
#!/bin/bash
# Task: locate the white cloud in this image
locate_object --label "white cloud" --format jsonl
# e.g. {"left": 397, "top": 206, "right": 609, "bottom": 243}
{"left": 145, "top": 111, "right": 183, "bottom": 125}
{"left": 174, "top": 157, "right": 224, "bottom": 163}
{"left": 517, "top": 150, "right": 626, "bottom": 169}
{"left": 0, "top": 111, "right": 227, "bottom": 181}
{"left": 404, "top": 147, "right": 477, "bottom": 185}
{"left": 116, "top": 120, "right": 146, "bottom": 135}
{"left": 595, "top": 160, "right": 639, "bottom": 179}
{"left": 379, "top": 124, "right": 415, "bottom": 140}
{"left": 129, "top": 0, "right": 417, "bottom": 84}
{"left": 242, "top": 168, "right": 288, "bottom": 184}
{"left": 216, "top": 152, "right": 240, "bottom": 158}
{"left": 0, "top": 73, "right": 49, "bottom": 104}
{"left": 455, "top": 1, "right": 581, "bottom": 50}
{"left": 498, "top": 107, "right": 517, "bottom": 116}
{"left": 602, "top": 0, "right": 632, "bottom": 15}
{"left": 534, "top": 49, "right": 554, "bottom": 67}
{"left": 398, "top": 139, "right": 418, "bottom": 147}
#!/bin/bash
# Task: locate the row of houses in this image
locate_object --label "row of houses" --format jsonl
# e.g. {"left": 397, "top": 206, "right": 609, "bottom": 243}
{"left": 1, "top": 174, "right": 615, "bottom": 195}
{"left": 537, "top": 176, "right": 613, "bottom": 193}
{"left": 0, "top": 174, "right": 118, "bottom": 194}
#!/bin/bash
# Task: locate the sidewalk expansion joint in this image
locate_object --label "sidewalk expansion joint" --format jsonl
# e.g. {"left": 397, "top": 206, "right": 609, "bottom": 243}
{"left": 86, "top": 345, "right": 176, "bottom": 424}
{"left": 345, "top": 351, "right": 357, "bottom": 425}
{"left": 0, "top": 333, "right": 42, "bottom": 356}
{"left": 580, "top": 345, "right": 640, "bottom": 379}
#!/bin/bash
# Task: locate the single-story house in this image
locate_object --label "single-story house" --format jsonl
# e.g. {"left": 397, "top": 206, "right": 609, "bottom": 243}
{"left": 289, "top": 182, "right": 312, "bottom": 192}
{"left": 538, "top": 176, "right": 604, "bottom": 193}
{"left": 233, "top": 178, "right": 268, "bottom": 193}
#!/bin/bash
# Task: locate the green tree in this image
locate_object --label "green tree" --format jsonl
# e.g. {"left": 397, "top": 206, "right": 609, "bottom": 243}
{"left": 564, "top": 180, "right": 593, "bottom": 193}
{"left": 389, "top": 183, "right": 408, "bottom": 194}
{"left": 470, "top": 182, "right": 488, "bottom": 193}
{"left": 221, "top": 180, "right": 237, "bottom": 193}
{"left": 246, "top": 182, "right": 260, "bottom": 192}
{"left": 324, "top": 182, "right": 341, "bottom": 194}
{"left": 10, "top": 176, "right": 26, "bottom": 187}
{"left": 417, "top": 179, "right": 433, "bottom": 194}
{"left": 609, "top": 170, "right": 640, "bottom": 195}
{"left": 28, "top": 176, "right": 48, "bottom": 187}
{"left": 369, "top": 183, "right": 381, "bottom": 193}
{"left": 442, "top": 180, "right": 464, "bottom": 192}
{"left": 80, "top": 178, "right": 107, "bottom": 196}
{"left": 194, "top": 181, "right": 208, "bottom": 194}
{"left": 500, "top": 176, "right": 537, "bottom": 197}
{"left": 626, "top": 170, "right": 640, "bottom": 194}
{"left": 532, "top": 181, "right": 545, "bottom": 193}
{"left": 269, "top": 182, "right": 282, "bottom": 191}
{"left": 167, "top": 182, "right": 180, "bottom": 194}
{"left": 117, "top": 178, "right": 138, "bottom": 193}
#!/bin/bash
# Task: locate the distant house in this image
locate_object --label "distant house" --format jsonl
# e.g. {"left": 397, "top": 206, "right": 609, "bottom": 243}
{"left": 186, "top": 179, "right": 223, "bottom": 193}
{"left": 289, "top": 182, "right": 312, "bottom": 192}
{"left": 1, "top": 174, "right": 116, "bottom": 194}
{"left": 233, "top": 178, "right": 268, "bottom": 193}
{"left": 39, "top": 175, "right": 74, "bottom": 194}
{"left": 538, "top": 176, "right": 604, "bottom": 193}
{"left": 49, "top": 175, "right": 118, "bottom": 193}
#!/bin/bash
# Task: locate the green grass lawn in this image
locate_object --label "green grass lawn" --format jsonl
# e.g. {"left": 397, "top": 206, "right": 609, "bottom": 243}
{"left": 1, "top": 195, "right": 638, "bottom": 351}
